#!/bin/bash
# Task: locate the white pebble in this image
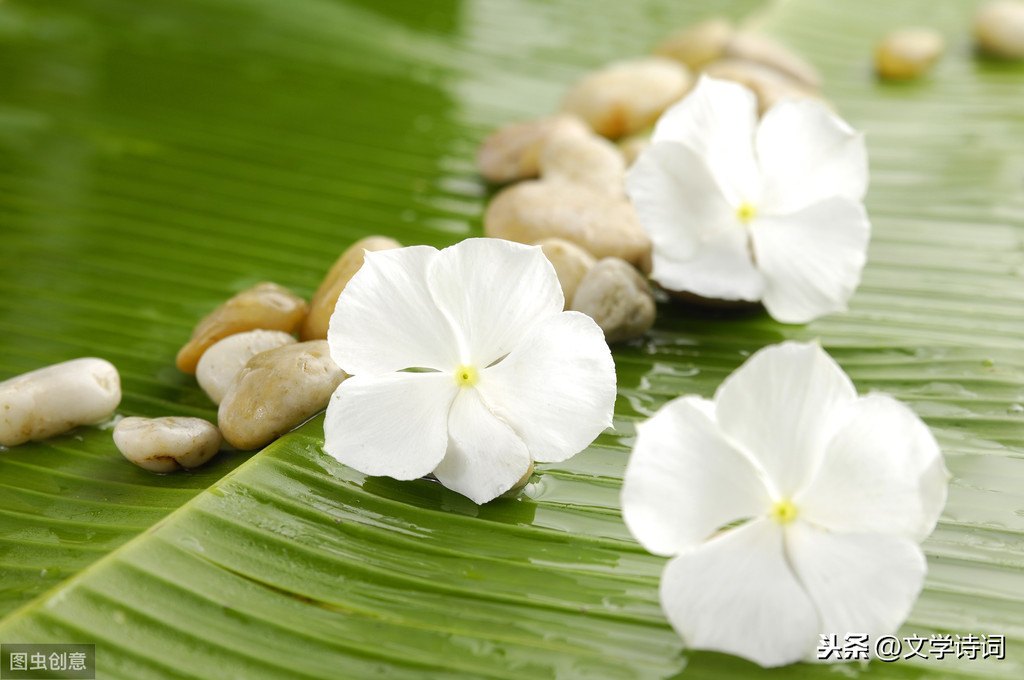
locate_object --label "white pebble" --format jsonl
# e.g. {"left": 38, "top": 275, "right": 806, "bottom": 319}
{"left": 196, "top": 330, "right": 296, "bottom": 404}
{"left": 0, "top": 358, "right": 121, "bottom": 446}
{"left": 485, "top": 179, "right": 652, "bottom": 267}
{"left": 539, "top": 131, "right": 626, "bottom": 195}
{"left": 562, "top": 57, "right": 692, "bottom": 139}
{"left": 114, "top": 416, "right": 221, "bottom": 472}
{"left": 975, "top": 1, "right": 1024, "bottom": 59}
{"left": 476, "top": 115, "right": 591, "bottom": 184}
{"left": 571, "top": 258, "right": 656, "bottom": 343}
{"left": 536, "top": 237, "right": 597, "bottom": 309}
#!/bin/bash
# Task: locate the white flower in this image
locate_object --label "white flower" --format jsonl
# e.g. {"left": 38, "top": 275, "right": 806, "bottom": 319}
{"left": 626, "top": 76, "right": 871, "bottom": 324}
{"left": 621, "top": 341, "right": 948, "bottom": 667}
{"left": 323, "top": 237, "right": 617, "bottom": 504}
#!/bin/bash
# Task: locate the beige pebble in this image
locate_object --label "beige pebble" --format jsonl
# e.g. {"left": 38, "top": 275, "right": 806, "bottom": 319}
{"left": 571, "top": 258, "right": 656, "bottom": 343}
{"left": 302, "top": 236, "right": 401, "bottom": 341}
{"left": 875, "top": 29, "right": 945, "bottom": 80}
{"left": 476, "top": 115, "right": 590, "bottom": 184}
{"left": 113, "top": 416, "right": 221, "bottom": 472}
{"left": 485, "top": 180, "right": 651, "bottom": 267}
{"left": 196, "top": 330, "right": 297, "bottom": 404}
{"left": 655, "top": 18, "right": 735, "bottom": 70}
{"left": 218, "top": 340, "right": 346, "bottom": 450}
{"left": 723, "top": 31, "right": 821, "bottom": 89}
{"left": 0, "top": 358, "right": 121, "bottom": 447}
{"left": 176, "top": 282, "right": 307, "bottom": 374}
{"left": 974, "top": 1, "right": 1024, "bottom": 59}
{"left": 539, "top": 131, "right": 626, "bottom": 195}
{"left": 561, "top": 57, "right": 692, "bottom": 139}
{"left": 618, "top": 134, "right": 651, "bottom": 166}
{"left": 0, "top": 358, "right": 119, "bottom": 448}
{"left": 535, "top": 237, "right": 597, "bottom": 309}
{"left": 704, "top": 59, "right": 819, "bottom": 114}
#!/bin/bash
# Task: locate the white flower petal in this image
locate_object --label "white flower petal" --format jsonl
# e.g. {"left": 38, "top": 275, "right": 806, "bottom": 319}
{"left": 750, "top": 197, "right": 870, "bottom": 324}
{"left": 432, "top": 388, "right": 531, "bottom": 504}
{"left": 756, "top": 98, "right": 868, "bottom": 214}
{"left": 323, "top": 372, "right": 457, "bottom": 479}
{"left": 477, "top": 312, "right": 615, "bottom": 464}
{"left": 328, "top": 246, "right": 460, "bottom": 375}
{"left": 715, "top": 342, "right": 857, "bottom": 498}
{"left": 660, "top": 519, "right": 820, "bottom": 668}
{"left": 786, "top": 522, "right": 926, "bottom": 645}
{"left": 427, "top": 238, "right": 563, "bottom": 367}
{"left": 627, "top": 141, "right": 764, "bottom": 301}
{"left": 650, "top": 75, "right": 761, "bottom": 205}
{"left": 622, "top": 396, "right": 772, "bottom": 556}
{"left": 655, "top": 226, "right": 766, "bottom": 302}
{"left": 797, "top": 394, "right": 948, "bottom": 541}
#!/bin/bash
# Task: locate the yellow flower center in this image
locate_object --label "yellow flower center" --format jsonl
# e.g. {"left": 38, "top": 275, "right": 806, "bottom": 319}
{"left": 454, "top": 365, "right": 478, "bottom": 387}
{"left": 770, "top": 499, "right": 798, "bottom": 525}
{"left": 736, "top": 201, "right": 757, "bottom": 224}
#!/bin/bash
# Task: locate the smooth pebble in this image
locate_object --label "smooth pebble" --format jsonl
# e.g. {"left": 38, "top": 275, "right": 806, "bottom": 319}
{"left": 302, "top": 236, "right": 401, "bottom": 340}
{"left": 539, "top": 131, "right": 626, "bottom": 195}
{"left": 218, "top": 340, "right": 346, "bottom": 450}
{"left": 536, "top": 237, "right": 597, "bottom": 309}
{"left": 875, "top": 29, "right": 945, "bottom": 80}
{"left": 975, "top": 1, "right": 1024, "bottom": 59}
{"left": 485, "top": 180, "right": 651, "bottom": 267}
{"left": 0, "top": 358, "right": 121, "bottom": 446}
{"left": 561, "top": 57, "right": 691, "bottom": 139}
{"left": 476, "top": 115, "right": 590, "bottom": 184}
{"left": 114, "top": 416, "right": 221, "bottom": 472}
{"left": 571, "top": 258, "right": 656, "bottom": 343}
{"left": 176, "top": 282, "right": 307, "bottom": 374}
{"left": 196, "top": 330, "right": 297, "bottom": 404}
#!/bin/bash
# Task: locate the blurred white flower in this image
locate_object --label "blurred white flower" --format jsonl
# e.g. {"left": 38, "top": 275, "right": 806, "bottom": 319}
{"left": 626, "top": 76, "right": 871, "bottom": 323}
{"left": 621, "top": 341, "right": 948, "bottom": 667}
{"left": 324, "top": 238, "right": 616, "bottom": 504}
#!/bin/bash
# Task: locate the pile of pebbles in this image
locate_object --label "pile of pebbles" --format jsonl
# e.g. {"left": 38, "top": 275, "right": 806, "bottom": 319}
{"left": 479, "top": 2, "right": 1024, "bottom": 338}
{"left": 0, "top": 18, "right": 831, "bottom": 471}
{"left": 3, "top": 4, "right": 1021, "bottom": 471}
{"left": 0, "top": 236, "right": 390, "bottom": 471}
{"left": 477, "top": 18, "right": 828, "bottom": 344}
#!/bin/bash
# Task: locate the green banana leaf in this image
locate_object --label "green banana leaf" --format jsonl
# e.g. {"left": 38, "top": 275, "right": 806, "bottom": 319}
{"left": 1, "top": 0, "right": 1022, "bottom": 677}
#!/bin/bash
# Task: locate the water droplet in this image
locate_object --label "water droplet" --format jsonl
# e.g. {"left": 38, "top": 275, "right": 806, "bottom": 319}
{"left": 178, "top": 535, "right": 205, "bottom": 553}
